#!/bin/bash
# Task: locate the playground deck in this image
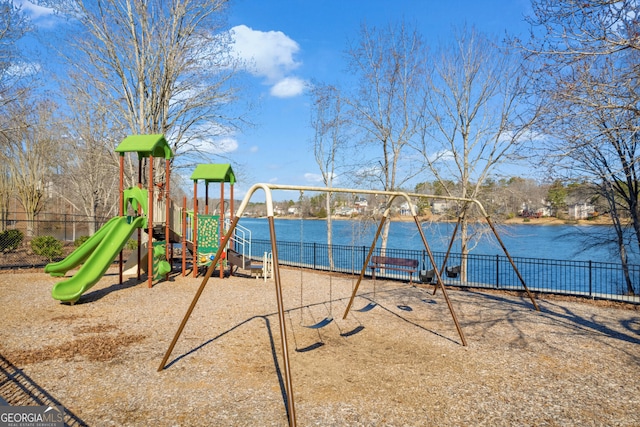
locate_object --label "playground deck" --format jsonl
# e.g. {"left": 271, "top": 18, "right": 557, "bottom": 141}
{"left": 0, "top": 268, "right": 638, "bottom": 426}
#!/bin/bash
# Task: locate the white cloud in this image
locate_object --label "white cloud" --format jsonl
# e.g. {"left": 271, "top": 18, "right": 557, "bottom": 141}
{"left": 217, "top": 137, "right": 239, "bottom": 153}
{"left": 304, "top": 171, "right": 340, "bottom": 184}
{"left": 230, "top": 25, "right": 300, "bottom": 80}
{"left": 498, "top": 129, "right": 548, "bottom": 144}
{"left": 270, "top": 76, "right": 307, "bottom": 98}
{"left": 15, "top": 0, "right": 55, "bottom": 19}
{"left": 304, "top": 173, "right": 324, "bottom": 183}
{"left": 183, "top": 136, "right": 238, "bottom": 155}
{"left": 431, "top": 149, "right": 455, "bottom": 162}
{"left": 250, "top": 145, "right": 259, "bottom": 153}
{"left": 230, "top": 24, "right": 307, "bottom": 98}
{"left": 15, "top": 0, "right": 62, "bottom": 28}
{"left": 7, "top": 61, "right": 40, "bottom": 77}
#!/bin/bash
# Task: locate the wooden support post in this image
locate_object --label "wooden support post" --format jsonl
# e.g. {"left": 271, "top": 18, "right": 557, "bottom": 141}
{"left": 182, "top": 196, "right": 187, "bottom": 277}
{"left": 148, "top": 156, "right": 154, "bottom": 288}
{"left": 165, "top": 158, "right": 171, "bottom": 279}
{"left": 220, "top": 181, "right": 224, "bottom": 279}
{"left": 118, "top": 155, "right": 124, "bottom": 285}
{"left": 193, "top": 180, "right": 198, "bottom": 278}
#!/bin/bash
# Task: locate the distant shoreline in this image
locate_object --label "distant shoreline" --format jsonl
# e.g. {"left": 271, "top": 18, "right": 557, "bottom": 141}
{"left": 262, "top": 214, "right": 615, "bottom": 226}
{"left": 501, "top": 215, "right": 613, "bottom": 226}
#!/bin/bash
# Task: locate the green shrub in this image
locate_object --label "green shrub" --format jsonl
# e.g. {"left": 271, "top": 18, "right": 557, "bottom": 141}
{"left": 74, "top": 235, "right": 90, "bottom": 247}
{"left": 125, "top": 239, "right": 138, "bottom": 250}
{"left": 31, "top": 236, "right": 64, "bottom": 261}
{"left": 0, "top": 229, "right": 24, "bottom": 253}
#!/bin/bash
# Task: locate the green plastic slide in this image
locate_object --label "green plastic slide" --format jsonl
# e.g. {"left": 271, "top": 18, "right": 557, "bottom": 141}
{"left": 44, "top": 217, "right": 121, "bottom": 277}
{"left": 50, "top": 216, "right": 145, "bottom": 303}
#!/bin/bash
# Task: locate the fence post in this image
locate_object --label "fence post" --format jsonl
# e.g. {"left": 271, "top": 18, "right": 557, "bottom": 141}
{"left": 313, "top": 242, "right": 316, "bottom": 270}
{"left": 589, "top": 260, "right": 593, "bottom": 298}
{"left": 496, "top": 254, "right": 500, "bottom": 288}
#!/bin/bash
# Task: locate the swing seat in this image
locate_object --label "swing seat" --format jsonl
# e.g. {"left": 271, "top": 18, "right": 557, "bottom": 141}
{"left": 355, "top": 302, "right": 377, "bottom": 312}
{"left": 304, "top": 316, "right": 333, "bottom": 329}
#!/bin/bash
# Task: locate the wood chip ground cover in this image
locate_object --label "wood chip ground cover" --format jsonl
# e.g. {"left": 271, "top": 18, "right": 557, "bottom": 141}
{"left": 0, "top": 268, "right": 638, "bottom": 426}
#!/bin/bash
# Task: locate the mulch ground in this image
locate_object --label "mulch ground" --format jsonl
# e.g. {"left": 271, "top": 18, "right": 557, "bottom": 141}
{"left": 0, "top": 267, "right": 639, "bottom": 426}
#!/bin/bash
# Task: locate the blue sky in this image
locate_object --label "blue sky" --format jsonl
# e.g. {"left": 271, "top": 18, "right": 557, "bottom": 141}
{"left": 16, "top": 0, "right": 534, "bottom": 200}
{"left": 224, "top": 0, "right": 534, "bottom": 199}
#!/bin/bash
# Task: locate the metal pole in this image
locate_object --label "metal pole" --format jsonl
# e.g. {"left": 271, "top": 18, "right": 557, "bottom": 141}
{"left": 342, "top": 214, "right": 387, "bottom": 319}
{"left": 589, "top": 260, "right": 593, "bottom": 298}
{"left": 413, "top": 215, "right": 468, "bottom": 347}
{"left": 268, "top": 215, "right": 297, "bottom": 427}
{"left": 432, "top": 217, "right": 460, "bottom": 295}
{"left": 485, "top": 216, "right": 539, "bottom": 311}
{"left": 158, "top": 216, "right": 241, "bottom": 372}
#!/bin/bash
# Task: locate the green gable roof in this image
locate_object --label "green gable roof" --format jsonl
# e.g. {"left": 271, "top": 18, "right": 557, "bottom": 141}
{"left": 115, "top": 134, "right": 173, "bottom": 159}
{"left": 190, "top": 164, "right": 236, "bottom": 185}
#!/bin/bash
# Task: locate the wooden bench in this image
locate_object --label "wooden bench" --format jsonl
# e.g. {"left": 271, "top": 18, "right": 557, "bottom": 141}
{"left": 369, "top": 256, "right": 419, "bottom": 284}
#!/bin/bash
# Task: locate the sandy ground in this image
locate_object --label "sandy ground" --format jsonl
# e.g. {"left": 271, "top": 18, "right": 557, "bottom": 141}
{"left": 0, "top": 266, "right": 639, "bottom": 426}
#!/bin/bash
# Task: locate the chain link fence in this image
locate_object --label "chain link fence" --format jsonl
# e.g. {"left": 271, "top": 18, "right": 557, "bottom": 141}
{"left": 0, "top": 214, "right": 110, "bottom": 269}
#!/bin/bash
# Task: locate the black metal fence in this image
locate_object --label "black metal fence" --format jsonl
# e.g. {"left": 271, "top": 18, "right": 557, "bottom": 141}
{"left": 2, "top": 216, "right": 639, "bottom": 304}
{"left": 248, "top": 239, "right": 640, "bottom": 304}
{"left": 0, "top": 216, "right": 110, "bottom": 269}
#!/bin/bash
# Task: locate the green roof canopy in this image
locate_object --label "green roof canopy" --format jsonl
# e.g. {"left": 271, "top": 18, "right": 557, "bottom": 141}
{"left": 115, "top": 134, "right": 173, "bottom": 159}
{"left": 190, "top": 164, "right": 236, "bottom": 185}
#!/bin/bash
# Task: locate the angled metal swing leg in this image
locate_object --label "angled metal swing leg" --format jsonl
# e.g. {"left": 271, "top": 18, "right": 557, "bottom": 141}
{"left": 432, "top": 216, "right": 461, "bottom": 296}
{"left": 414, "top": 215, "right": 468, "bottom": 346}
{"left": 343, "top": 214, "right": 387, "bottom": 318}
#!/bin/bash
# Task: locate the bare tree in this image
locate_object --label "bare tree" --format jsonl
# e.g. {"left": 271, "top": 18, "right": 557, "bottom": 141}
{"left": 55, "top": 87, "right": 123, "bottom": 233}
{"left": 41, "top": 0, "right": 246, "bottom": 178}
{"left": 0, "top": 1, "right": 32, "bottom": 230}
{"left": 2, "top": 99, "right": 59, "bottom": 236}
{"left": 523, "top": 0, "right": 640, "bottom": 294}
{"left": 345, "top": 20, "right": 427, "bottom": 249}
{"left": 0, "top": 1, "right": 31, "bottom": 110}
{"left": 419, "top": 26, "right": 537, "bottom": 281}
{"left": 309, "top": 83, "right": 352, "bottom": 265}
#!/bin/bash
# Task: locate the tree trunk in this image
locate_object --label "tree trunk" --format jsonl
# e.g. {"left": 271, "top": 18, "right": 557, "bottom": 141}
{"left": 459, "top": 213, "right": 469, "bottom": 284}
{"left": 326, "top": 193, "right": 334, "bottom": 269}
{"left": 604, "top": 183, "right": 636, "bottom": 296}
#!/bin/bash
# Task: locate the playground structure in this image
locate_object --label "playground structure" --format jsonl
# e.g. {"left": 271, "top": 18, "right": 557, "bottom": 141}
{"left": 183, "top": 163, "right": 272, "bottom": 280}
{"left": 158, "top": 183, "right": 541, "bottom": 427}
{"left": 46, "top": 135, "right": 174, "bottom": 302}
{"left": 45, "top": 134, "right": 241, "bottom": 303}
{"left": 183, "top": 163, "right": 236, "bottom": 279}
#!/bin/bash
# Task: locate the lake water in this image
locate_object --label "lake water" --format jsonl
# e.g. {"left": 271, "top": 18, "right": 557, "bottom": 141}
{"left": 238, "top": 217, "right": 637, "bottom": 265}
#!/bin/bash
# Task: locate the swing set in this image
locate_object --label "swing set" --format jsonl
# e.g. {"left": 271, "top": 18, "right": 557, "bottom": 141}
{"left": 158, "top": 183, "right": 540, "bottom": 427}
{"left": 297, "top": 190, "right": 335, "bottom": 329}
